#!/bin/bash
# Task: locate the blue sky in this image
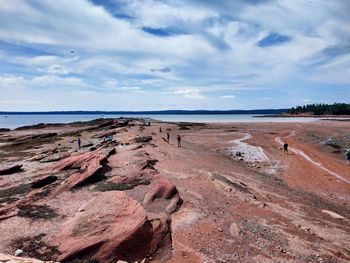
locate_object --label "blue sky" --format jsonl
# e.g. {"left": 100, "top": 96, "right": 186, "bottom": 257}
{"left": 0, "top": 0, "right": 349, "bottom": 111}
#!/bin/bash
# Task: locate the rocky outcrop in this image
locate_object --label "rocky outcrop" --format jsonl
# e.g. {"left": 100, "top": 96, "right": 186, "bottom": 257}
{"left": 0, "top": 164, "right": 23, "bottom": 175}
{"left": 50, "top": 191, "right": 153, "bottom": 263}
{"left": 144, "top": 175, "right": 182, "bottom": 214}
{"left": 49, "top": 148, "right": 114, "bottom": 195}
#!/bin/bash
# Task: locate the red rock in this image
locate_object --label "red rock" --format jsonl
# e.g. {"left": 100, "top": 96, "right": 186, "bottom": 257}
{"left": 0, "top": 164, "right": 23, "bottom": 175}
{"left": 50, "top": 191, "right": 153, "bottom": 263}
{"left": 49, "top": 149, "right": 113, "bottom": 195}
{"left": 0, "top": 253, "right": 58, "bottom": 263}
{"left": 143, "top": 175, "right": 176, "bottom": 205}
{"left": 143, "top": 175, "right": 182, "bottom": 213}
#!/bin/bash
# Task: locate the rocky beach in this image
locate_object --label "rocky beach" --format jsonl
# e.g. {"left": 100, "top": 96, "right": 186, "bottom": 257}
{"left": 0, "top": 118, "right": 349, "bottom": 263}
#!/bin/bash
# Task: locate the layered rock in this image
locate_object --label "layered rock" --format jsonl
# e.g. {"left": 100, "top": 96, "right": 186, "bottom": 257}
{"left": 49, "top": 148, "right": 114, "bottom": 195}
{"left": 50, "top": 191, "right": 153, "bottom": 263}
{"left": 144, "top": 175, "right": 182, "bottom": 214}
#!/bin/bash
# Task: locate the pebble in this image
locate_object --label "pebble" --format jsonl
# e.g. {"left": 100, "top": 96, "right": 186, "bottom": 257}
{"left": 14, "top": 249, "right": 23, "bottom": 256}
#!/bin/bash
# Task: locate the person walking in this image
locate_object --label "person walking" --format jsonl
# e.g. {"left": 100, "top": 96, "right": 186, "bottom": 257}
{"left": 77, "top": 137, "right": 81, "bottom": 149}
{"left": 283, "top": 142, "right": 288, "bottom": 154}
{"left": 167, "top": 132, "right": 170, "bottom": 143}
{"left": 159, "top": 127, "right": 162, "bottom": 133}
{"left": 177, "top": 134, "right": 182, "bottom": 147}
{"left": 345, "top": 149, "right": 350, "bottom": 165}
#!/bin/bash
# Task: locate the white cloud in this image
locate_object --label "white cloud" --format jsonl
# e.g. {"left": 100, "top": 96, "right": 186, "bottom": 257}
{"left": 103, "top": 79, "right": 118, "bottom": 88}
{"left": 0, "top": 75, "right": 86, "bottom": 89}
{"left": 0, "top": 0, "right": 349, "bottom": 110}
{"left": 172, "top": 88, "right": 205, "bottom": 99}
{"left": 47, "top": 64, "right": 70, "bottom": 75}
{"left": 220, "top": 95, "right": 235, "bottom": 99}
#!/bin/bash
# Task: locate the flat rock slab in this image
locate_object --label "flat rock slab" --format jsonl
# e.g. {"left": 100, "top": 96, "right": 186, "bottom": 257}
{"left": 322, "top": 209, "right": 345, "bottom": 220}
{"left": 39, "top": 153, "right": 70, "bottom": 163}
{"left": 50, "top": 191, "right": 153, "bottom": 263}
{"left": 49, "top": 148, "right": 114, "bottom": 195}
{"left": 0, "top": 164, "right": 23, "bottom": 175}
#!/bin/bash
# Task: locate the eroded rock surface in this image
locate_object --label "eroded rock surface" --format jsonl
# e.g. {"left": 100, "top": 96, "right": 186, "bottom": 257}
{"left": 0, "top": 118, "right": 349, "bottom": 263}
{"left": 50, "top": 191, "right": 152, "bottom": 263}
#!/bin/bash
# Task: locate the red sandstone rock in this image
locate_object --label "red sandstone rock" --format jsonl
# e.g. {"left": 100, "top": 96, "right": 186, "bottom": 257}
{"left": 51, "top": 191, "right": 153, "bottom": 263}
{"left": 0, "top": 253, "right": 58, "bottom": 263}
{"left": 49, "top": 149, "right": 114, "bottom": 195}
{"left": 144, "top": 175, "right": 176, "bottom": 205}
{"left": 143, "top": 175, "right": 182, "bottom": 213}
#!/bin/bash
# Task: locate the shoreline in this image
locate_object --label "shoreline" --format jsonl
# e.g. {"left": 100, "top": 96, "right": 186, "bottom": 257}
{"left": 1, "top": 114, "right": 344, "bottom": 130}
{"left": 256, "top": 113, "right": 350, "bottom": 118}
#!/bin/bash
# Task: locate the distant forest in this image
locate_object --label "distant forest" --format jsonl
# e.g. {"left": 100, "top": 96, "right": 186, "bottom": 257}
{"left": 288, "top": 103, "right": 350, "bottom": 115}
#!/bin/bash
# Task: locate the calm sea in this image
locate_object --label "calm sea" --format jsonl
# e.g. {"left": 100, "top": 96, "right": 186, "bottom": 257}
{"left": 0, "top": 114, "right": 329, "bottom": 129}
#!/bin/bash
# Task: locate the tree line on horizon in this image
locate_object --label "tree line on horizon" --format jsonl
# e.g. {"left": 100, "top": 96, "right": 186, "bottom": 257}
{"left": 288, "top": 103, "right": 350, "bottom": 115}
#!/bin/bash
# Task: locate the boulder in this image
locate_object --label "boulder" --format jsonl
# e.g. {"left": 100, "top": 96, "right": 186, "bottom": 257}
{"left": 143, "top": 175, "right": 182, "bottom": 213}
{"left": 51, "top": 191, "right": 153, "bottom": 263}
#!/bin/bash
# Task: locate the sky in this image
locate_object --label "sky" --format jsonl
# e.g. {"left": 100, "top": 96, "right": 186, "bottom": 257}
{"left": 0, "top": 0, "right": 349, "bottom": 111}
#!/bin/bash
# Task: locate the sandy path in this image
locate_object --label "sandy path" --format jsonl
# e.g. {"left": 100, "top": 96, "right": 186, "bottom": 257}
{"left": 275, "top": 135, "right": 350, "bottom": 184}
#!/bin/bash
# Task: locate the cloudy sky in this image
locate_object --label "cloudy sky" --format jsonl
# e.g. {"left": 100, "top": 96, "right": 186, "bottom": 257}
{"left": 0, "top": 0, "right": 349, "bottom": 111}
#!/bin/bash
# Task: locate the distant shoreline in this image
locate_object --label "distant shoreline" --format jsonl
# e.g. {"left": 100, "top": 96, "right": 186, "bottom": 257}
{"left": 0, "top": 109, "right": 287, "bottom": 115}
{"left": 255, "top": 113, "right": 350, "bottom": 118}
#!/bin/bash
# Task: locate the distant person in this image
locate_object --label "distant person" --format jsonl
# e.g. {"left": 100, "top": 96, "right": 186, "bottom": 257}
{"left": 177, "top": 134, "right": 182, "bottom": 147}
{"left": 345, "top": 149, "right": 350, "bottom": 165}
{"left": 159, "top": 127, "right": 162, "bottom": 133}
{"left": 108, "top": 134, "right": 113, "bottom": 142}
{"left": 283, "top": 142, "right": 288, "bottom": 154}
{"left": 167, "top": 132, "right": 170, "bottom": 143}
{"left": 77, "top": 137, "right": 81, "bottom": 149}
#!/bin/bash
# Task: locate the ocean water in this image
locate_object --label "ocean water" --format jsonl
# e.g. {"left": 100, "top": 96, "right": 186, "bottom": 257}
{"left": 0, "top": 114, "right": 329, "bottom": 129}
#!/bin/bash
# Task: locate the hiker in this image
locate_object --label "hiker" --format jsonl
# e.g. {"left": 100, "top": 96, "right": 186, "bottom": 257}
{"left": 345, "top": 149, "right": 350, "bottom": 165}
{"left": 167, "top": 132, "right": 170, "bottom": 143}
{"left": 77, "top": 137, "right": 81, "bottom": 149}
{"left": 100, "top": 136, "right": 106, "bottom": 144}
{"left": 108, "top": 134, "right": 113, "bottom": 142}
{"left": 283, "top": 142, "right": 288, "bottom": 154}
{"left": 159, "top": 127, "right": 162, "bottom": 133}
{"left": 177, "top": 134, "right": 182, "bottom": 147}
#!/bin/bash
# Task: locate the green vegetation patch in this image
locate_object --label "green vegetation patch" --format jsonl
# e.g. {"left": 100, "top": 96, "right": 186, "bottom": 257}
{"left": 288, "top": 103, "right": 350, "bottom": 115}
